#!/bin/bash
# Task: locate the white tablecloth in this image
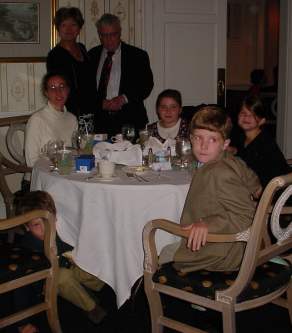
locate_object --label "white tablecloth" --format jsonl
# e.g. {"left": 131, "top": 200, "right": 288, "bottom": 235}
{"left": 31, "top": 159, "right": 191, "bottom": 307}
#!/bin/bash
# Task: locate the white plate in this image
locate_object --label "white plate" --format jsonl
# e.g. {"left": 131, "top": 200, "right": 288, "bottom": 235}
{"left": 96, "top": 174, "right": 117, "bottom": 181}
{"left": 122, "top": 166, "right": 149, "bottom": 175}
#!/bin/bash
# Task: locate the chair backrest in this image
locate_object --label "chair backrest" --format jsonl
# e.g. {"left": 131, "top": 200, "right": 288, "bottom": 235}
{"left": 0, "top": 210, "right": 62, "bottom": 333}
{"left": 216, "top": 173, "right": 292, "bottom": 302}
{"left": 0, "top": 115, "right": 31, "bottom": 218}
{"left": 6, "top": 122, "right": 26, "bottom": 164}
{"left": 181, "top": 104, "right": 206, "bottom": 122}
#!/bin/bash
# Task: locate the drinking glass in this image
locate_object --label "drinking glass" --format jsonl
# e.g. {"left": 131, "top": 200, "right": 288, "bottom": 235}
{"left": 81, "top": 134, "right": 94, "bottom": 154}
{"left": 71, "top": 129, "right": 82, "bottom": 150}
{"left": 122, "top": 124, "right": 136, "bottom": 143}
{"left": 139, "top": 129, "right": 149, "bottom": 148}
{"left": 56, "top": 149, "right": 74, "bottom": 175}
{"left": 46, "top": 140, "right": 64, "bottom": 172}
{"left": 175, "top": 138, "right": 192, "bottom": 168}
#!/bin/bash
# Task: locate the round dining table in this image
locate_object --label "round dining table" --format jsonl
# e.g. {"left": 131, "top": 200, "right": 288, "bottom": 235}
{"left": 31, "top": 159, "right": 191, "bottom": 307}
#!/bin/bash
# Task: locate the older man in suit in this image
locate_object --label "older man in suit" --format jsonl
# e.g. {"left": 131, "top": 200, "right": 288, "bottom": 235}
{"left": 88, "top": 13, "right": 154, "bottom": 137}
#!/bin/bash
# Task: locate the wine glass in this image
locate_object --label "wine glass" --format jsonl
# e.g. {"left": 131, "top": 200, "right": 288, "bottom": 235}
{"left": 46, "top": 140, "right": 64, "bottom": 172}
{"left": 139, "top": 129, "right": 150, "bottom": 149}
{"left": 71, "top": 129, "right": 82, "bottom": 151}
{"left": 175, "top": 138, "right": 192, "bottom": 168}
{"left": 122, "top": 124, "right": 136, "bottom": 143}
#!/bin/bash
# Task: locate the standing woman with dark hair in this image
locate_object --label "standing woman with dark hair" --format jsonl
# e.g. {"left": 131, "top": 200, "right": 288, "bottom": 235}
{"left": 47, "top": 7, "right": 97, "bottom": 125}
{"left": 234, "top": 95, "right": 290, "bottom": 187}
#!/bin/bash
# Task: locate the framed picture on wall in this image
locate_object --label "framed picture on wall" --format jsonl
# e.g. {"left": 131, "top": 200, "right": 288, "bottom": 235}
{"left": 0, "top": 0, "right": 56, "bottom": 62}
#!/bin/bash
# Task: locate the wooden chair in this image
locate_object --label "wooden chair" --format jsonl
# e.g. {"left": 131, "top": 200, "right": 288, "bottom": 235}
{"left": 143, "top": 174, "right": 292, "bottom": 333}
{"left": 0, "top": 209, "right": 62, "bottom": 333}
{"left": 0, "top": 151, "right": 31, "bottom": 218}
{"left": 6, "top": 122, "right": 26, "bottom": 164}
{"left": 0, "top": 115, "right": 31, "bottom": 218}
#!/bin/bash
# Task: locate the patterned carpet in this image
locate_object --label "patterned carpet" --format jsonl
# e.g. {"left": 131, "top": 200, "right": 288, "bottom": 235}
{"left": 0, "top": 230, "right": 291, "bottom": 333}
{"left": 1, "top": 280, "right": 291, "bottom": 333}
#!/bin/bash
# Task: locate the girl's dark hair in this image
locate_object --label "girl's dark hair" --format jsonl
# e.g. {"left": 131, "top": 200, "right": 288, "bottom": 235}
{"left": 41, "top": 72, "right": 70, "bottom": 96}
{"left": 155, "top": 89, "right": 182, "bottom": 109}
{"left": 15, "top": 191, "right": 57, "bottom": 216}
{"left": 54, "top": 7, "right": 84, "bottom": 30}
{"left": 242, "top": 95, "right": 266, "bottom": 119}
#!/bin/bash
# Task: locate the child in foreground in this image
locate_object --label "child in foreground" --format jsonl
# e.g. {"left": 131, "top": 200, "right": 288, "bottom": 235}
{"left": 172, "top": 105, "right": 261, "bottom": 273}
{"left": 15, "top": 191, "right": 106, "bottom": 333}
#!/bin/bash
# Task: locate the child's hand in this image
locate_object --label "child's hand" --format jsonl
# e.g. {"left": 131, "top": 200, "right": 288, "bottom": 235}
{"left": 18, "top": 323, "right": 39, "bottom": 333}
{"left": 252, "top": 186, "right": 262, "bottom": 200}
{"left": 182, "top": 220, "right": 208, "bottom": 251}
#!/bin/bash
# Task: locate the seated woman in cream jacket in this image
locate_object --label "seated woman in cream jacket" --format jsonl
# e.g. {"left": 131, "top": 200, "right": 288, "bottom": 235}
{"left": 25, "top": 72, "right": 78, "bottom": 168}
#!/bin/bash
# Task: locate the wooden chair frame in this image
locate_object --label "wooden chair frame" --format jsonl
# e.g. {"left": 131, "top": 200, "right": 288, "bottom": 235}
{"left": 143, "top": 174, "right": 292, "bottom": 333}
{"left": 6, "top": 122, "right": 27, "bottom": 165}
{"left": 0, "top": 115, "right": 31, "bottom": 218}
{"left": 0, "top": 209, "right": 62, "bottom": 333}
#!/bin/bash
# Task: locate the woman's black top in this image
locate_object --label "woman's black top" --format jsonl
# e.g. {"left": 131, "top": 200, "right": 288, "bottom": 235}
{"left": 237, "top": 130, "right": 291, "bottom": 188}
{"left": 46, "top": 43, "right": 97, "bottom": 119}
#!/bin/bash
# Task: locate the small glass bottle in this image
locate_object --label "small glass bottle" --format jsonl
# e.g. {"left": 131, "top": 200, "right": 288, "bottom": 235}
{"left": 167, "top": 146, "right": 172, "bottom": 163}
{"left": 148, "top": 148, "right": 154, "bottom": 166}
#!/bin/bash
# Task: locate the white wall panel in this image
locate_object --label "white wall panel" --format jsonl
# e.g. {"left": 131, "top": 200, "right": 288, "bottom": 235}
{"left": 145, "top": 0, "right": 226, "bottom": 122}
{"left": 165, "top": 0, "right": 217, "bottom": 14}
{"left": 165, "top": 22, "right": 216, "bottom": 105}
{"left": 0, "top": 62, "right": 46, "bottom": 114}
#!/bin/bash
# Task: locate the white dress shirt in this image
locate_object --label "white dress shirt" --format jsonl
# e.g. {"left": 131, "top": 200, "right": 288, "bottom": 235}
{"left": 96, "top": 44, "right": 121, "bottom": 99}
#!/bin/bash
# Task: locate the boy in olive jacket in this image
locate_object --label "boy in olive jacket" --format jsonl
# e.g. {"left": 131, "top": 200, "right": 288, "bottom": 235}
{"left": 173, "top": 106, "right": 261, "bottom": 273}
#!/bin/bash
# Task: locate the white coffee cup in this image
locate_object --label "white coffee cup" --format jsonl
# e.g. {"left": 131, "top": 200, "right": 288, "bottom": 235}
{"left": 111, "top": 133, "right": 123, "bottom": 143}
{"left": 99, "top": 160, "right": 115, "bottom": 178}
{"left": 94, "top": 133, "right": 108, "bottom": 141}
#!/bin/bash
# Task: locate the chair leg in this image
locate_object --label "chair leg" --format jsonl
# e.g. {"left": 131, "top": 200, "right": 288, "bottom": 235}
{"left": 144, "top": 279, "right": 163, "bottom": 333}
{"left": 222, "top": 303, "right": 236, "bottom": 333}
{"left": 286, "top": 282, "right": 292, "bottom": 323}
{"left": 47, "top": 305, "right": 62, "bottom": 333}
{"left": 45, "top": 274, "right": 62, "bottom": 333}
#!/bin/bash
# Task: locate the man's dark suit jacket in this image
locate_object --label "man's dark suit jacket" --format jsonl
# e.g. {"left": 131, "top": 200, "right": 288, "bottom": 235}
{"left": 88, "top": 42, "right": 154, "bottom": 135}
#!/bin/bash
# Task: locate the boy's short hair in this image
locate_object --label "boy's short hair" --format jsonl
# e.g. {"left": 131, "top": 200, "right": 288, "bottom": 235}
{"left": 190, "top": 105, "right": 232, "bottom": 140}
{"left": 15, "top": 191, "right": 56, "bottom": 217}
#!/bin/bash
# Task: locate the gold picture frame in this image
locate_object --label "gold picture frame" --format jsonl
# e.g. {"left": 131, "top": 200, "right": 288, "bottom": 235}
{"left": 0, "top": 0, "right": 57, "bottom": 62}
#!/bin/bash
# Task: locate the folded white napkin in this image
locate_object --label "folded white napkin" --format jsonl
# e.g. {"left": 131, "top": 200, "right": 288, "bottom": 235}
{"left": 143, "top": 136, "right": 176, "bottom": 155}
{"left": 93, "top": 141, "right": 142, "bottom": 166}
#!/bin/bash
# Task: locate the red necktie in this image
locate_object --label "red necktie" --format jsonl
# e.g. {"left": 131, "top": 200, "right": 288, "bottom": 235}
{"left": 98, "top": 51, "right": 114, "bottom": 100}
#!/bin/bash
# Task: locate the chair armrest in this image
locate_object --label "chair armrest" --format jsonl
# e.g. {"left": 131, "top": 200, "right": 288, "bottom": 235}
{"left": 0, "top": 153, "right": 31, "bottom": 174}
{"left": 0, "top": 210, "right": 50, "bottom": 230}
{"left": 143, "top": 219, "right": 250, "bottom": 273}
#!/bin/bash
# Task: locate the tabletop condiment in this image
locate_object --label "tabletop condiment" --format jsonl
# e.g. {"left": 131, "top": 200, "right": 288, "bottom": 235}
{"left": 167, "top": 146, "right": 171, "bottom": 163}
{"left": 148, "top": 148, "right": 154, "bottom": 167}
